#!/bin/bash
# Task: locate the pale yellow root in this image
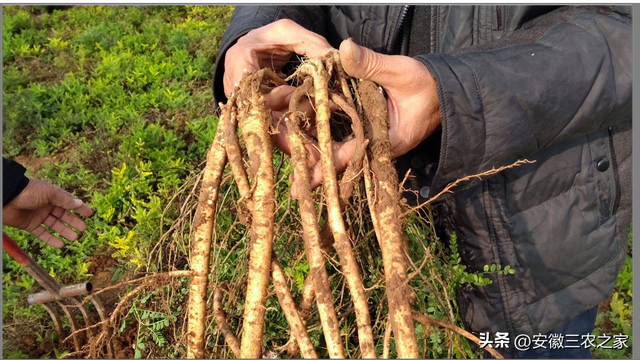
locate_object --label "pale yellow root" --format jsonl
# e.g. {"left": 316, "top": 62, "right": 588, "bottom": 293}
{"left": 330, "top": 52, "right": 354, "bottom": 107}
{"left": 186, "top": 120, "right": 228, "bottom": 359}
{"left": 285, "top": 274, "right": 315, "bottom": 358}
{"left": 358, "top": 79, "right": 419, "bottom": 358}
{"left": 412, "top": 311, "right": 504, "bottom": 359}
{"left": 272, "top": 258, "right": 319, "bottom": 359}
{"left": 225, "top": 77, "right": 331, "bottom": 359}
{"left": 213, "top": 286, "right": 241, "bottom": 358}
{"left": 223, "top": 98, "right": 254, "bottom": 215}
{"left": 331, "top": 93, "right": 369, "bottom": 202}
{"left": 297, "top": 276, "right": 316, "bottom": 324}
{"left": 285, "top": 85, "right": 345, "bottom": 358}
{"left": 287, "top": 85, "right": 369, "bottom": 359}
{"left": 238, "top": 74, "right": 277, "bottom": 359}
{"left": 382, "top": 322, "right": 392, "bottom": 359}
{"left": 297, "top": 58, "right": 377, "bottom": 359}
{"left": 286, "top": 237, "right": 336, "bottom": 358}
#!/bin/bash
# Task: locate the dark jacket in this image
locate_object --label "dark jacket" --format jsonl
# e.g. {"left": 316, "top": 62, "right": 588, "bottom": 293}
{"left": 3, "top": 158, "right": 29, "bottom": 206}
{"left": 213, "top": 5, "right": 632, "bottom": 339}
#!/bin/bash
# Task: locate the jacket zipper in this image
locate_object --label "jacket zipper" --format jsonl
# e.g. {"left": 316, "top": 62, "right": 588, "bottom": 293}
{"left": 388, "top": 5, "right": 410, "bottom": 54}
{"left": 496, "top": 6, "right": 504, "bottom": 31}
{"left": 605, "top": 128, "right": 620, "bottom": 215}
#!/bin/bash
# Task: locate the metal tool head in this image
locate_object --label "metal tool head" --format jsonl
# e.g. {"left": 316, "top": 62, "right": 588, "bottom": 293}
{"left": 3, "top": 232, "right": 113, "bottom": 356}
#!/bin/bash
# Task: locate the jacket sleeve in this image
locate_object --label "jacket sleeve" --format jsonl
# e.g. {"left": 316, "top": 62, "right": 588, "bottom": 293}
{"left": 212, "top": 6, "right": 328, "bottom": 104}
{"left": 415, "top": 6, "right": 632, "bottom": 193}
{"left": 3, "top": 157, "right": 30, "bottom": 207}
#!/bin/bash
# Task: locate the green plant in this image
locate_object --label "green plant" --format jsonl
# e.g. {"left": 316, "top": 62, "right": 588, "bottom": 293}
{"left": 2, "top": 5, "right": 234, "bottom": 357}
{"left": 592, "top": 227, "right": 632, "bottom": 359}
{"left": 119, "top": 291, "right": 175, "bottom": 359}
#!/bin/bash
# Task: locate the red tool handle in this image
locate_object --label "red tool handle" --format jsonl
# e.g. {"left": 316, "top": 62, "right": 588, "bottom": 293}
{"left": 3, "top": 232, "right": 30, "bottom": 265}
{"left": 3, "top": 232, "right": 62, "bottom": 296}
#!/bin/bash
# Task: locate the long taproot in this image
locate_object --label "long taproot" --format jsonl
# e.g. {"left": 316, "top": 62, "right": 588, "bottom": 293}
{"left": 297, "top": 58, "right": 377, "bottom": 359}
{"left": 186, "top": 112, "right": 228, "bottom": 359}
{"left": 285, "top": 84, "right": 345, "bottom": 358}
{"left": 358, "top": 79, "right": 419, "bottom": 358}
{"left": 238, "top": 89, "right": 277, "bottom": 359}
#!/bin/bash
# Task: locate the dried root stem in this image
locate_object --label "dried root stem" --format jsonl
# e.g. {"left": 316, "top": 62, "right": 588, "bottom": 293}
{"left": 186, "top": 121, "right": 228, "bottom": 358}
{"left": 296, "top": 58, "right": 377, "bottom": 359}
{"left": 237, "top": 70, "right": 278, "bottom": 359}
{"left": 285, "top": 82, "right": 345, "bottom": 358}
{"left": 412, "top": 310, "right": 504, "bottom": 359}
{"left": 213, "top": 285, "right": 241, "bottom": 358}
{"left": 65, "top": 271, "right": 193, "bottom": 358}
{"left": 358, "top": 79, "right": 419, "bottom": 358}
{"left": 406, "top": 159, "right": 535, "bottom": 216}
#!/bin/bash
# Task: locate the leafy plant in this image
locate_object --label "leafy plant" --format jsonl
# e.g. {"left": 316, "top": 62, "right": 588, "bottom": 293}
{"left": 120, "top": 292, "right": 175, "bottom": 358}
{"left": 2, "top": 5, "right": 234, "bottom": 357}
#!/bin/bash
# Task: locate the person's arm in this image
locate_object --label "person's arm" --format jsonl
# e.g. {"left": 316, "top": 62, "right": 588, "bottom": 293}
{"left": 3, "top": 157, "right": 94, "bottom": 248}
{"left": 3, "top": 158, "right": 30, "bottom": 207}
{"left": 309, "top": 6, "right": 630, "bottom": 195}
{"left": 213, "top": 6, "right": 328, "bottom": 104}
{"left": 415, "top": 6, "right": 631, "bottom": 192}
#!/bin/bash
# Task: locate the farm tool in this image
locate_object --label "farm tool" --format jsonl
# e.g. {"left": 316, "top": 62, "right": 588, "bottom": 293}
{"left": 2, "top": 232, "right": 113, "bottom": 357}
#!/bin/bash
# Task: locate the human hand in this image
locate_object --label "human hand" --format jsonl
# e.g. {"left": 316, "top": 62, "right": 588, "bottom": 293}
{"left": 300, "top": 38, "right": 442, "bottom": 189}
{"left": 3, "top": 179, "right": 94, "bottom": 248}
{"left": 224, "top": 19, "right": 335, "bottom": 166}
{"left": 223, "top": 19, "right": 334, "bottom": 99}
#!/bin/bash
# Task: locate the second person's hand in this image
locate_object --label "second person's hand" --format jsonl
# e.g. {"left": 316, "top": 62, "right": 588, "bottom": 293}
{"left": 2, "top": 179, "right": 94, "bottom": 248}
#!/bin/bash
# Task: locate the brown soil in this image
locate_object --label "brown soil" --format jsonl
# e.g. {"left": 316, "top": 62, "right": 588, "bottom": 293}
{"left": 13, "top": 56, "right": 70, "bottom": 85}
{"left": 112, "top": 325, "right": 136, "bottom": 359}
{"left": 78, "top": 132, "right": 118, "bottom": 184}
{"left": 13, "top": 133, "right": 114, "bottom": 196}
{"left": 14, "top": 147, "right": 73, "bottom": 176}
{"left": 86, "top": 251, "right": 128, "bottom": 313}
{"left": 2, "top": 323, "right": 56, "bottom": 359}
{"left": 595, "top": 294, "right": 615, "bottom": 335}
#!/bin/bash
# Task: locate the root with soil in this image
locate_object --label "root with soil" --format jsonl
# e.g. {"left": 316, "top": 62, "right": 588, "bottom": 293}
{"left": 88, "top": 52, "right": 529, "bottom": 359}
{"left": 180, "top": 52, "right": 518, "bottom": 359}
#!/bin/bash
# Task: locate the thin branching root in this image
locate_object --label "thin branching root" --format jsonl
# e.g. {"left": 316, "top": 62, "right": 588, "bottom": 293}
{"left": 180, "top": 53, "right": 530, "bottom": 359}
{"left": 83, "top": 52, "right": 532, "bottom": 359}
{"left": 62, "top": 271, "right": 194, "bottom": 359}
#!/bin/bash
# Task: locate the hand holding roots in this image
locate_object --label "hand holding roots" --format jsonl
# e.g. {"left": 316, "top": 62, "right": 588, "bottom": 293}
{"left": 186, "top": 52, "right": 507, "bottom": 359}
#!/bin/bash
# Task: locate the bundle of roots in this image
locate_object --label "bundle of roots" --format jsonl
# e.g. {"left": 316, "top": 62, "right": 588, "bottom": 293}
{"left": 184, "top": 52, "right": 507, "bottom": 359}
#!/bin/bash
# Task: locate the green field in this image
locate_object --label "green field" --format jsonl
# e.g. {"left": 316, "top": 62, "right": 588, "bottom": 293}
{"left": 2, "top": 5, "right": 632, "bottom": 359}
